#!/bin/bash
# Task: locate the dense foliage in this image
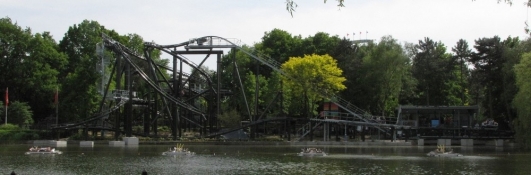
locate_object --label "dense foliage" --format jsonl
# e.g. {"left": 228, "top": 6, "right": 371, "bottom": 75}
{"left": 281, "top": 54, "right": 346, "bottom": 117}
{"left": 0, "top": 123, "right": 40, "bottom": 141}
{"left": 4, "top": 17, "right": 531, "bottom": 148}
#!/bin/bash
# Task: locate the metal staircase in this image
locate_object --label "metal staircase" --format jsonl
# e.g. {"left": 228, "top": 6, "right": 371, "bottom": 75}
{"left": 296, "top": 121, "right": 324, "bottom": 141}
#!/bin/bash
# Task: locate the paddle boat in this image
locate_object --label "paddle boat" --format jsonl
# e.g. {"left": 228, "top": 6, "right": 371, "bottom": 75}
{"left": 25, "top": 146, "right": 62, "bottom": 155}
{"left": 427, "top": 145, "right": 462, "bottom": 157}
{"left": 298, "top": 148, "right": 327, "bottom": 157}
{"left": 162, "top": 143, "right": 195, "bottom": 156}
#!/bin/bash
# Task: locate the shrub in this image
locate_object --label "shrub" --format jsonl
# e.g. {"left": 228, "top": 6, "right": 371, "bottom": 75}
{"left": 0, "top": 129, "right": 39, "bottom": 140}
{"left": 0, "top": 123, "right": 21, "bottom": 131}
{"left": 68, "top": 132, "right": 84, "bottom": 140}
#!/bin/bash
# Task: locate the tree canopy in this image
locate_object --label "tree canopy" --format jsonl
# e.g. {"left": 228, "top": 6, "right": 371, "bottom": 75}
{"left": 281, "top": 54, "right": 346, "bottom": 117}
{"left": 4, "top": 15, "right": 531, "bottom": 147}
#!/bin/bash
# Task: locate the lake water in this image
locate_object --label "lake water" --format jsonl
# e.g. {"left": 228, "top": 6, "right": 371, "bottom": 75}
{"left": 1, "top": 143, "right": 530, "bottom": 175}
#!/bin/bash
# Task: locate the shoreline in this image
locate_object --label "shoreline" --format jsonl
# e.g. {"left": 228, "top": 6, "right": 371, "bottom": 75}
{"left": 3, "top": 139, "right": 516, "bottom": 147}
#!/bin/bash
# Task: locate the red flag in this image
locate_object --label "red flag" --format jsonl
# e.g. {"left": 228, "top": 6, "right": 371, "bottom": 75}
{"left": 4, "top": 88, "right": 7, "bottom": 106}
{"left": 54, "top": 88, "right": 58, "bottom": 105}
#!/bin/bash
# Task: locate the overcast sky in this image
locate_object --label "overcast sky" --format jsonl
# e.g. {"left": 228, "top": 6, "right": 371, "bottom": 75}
{"left": 2, "top": 0, "right": 530, "bottom": 71}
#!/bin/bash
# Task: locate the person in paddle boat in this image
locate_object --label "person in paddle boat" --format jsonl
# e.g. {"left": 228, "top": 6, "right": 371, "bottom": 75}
{"left": 37, "top": 147, "right": 51, "bottom": 152}
{"left": 29, "top": 146, "right": 37, "bottom": 152}
{"left": 303, "top": 148, "right": 322, "bottom": 153}
{"left": 168, "top": 146, "right": 178, "bottom": 152}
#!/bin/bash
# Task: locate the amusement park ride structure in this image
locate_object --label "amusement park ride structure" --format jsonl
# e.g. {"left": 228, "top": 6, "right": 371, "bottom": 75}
{"left": 56, "top": 34, "right": 499, "bottom": 141}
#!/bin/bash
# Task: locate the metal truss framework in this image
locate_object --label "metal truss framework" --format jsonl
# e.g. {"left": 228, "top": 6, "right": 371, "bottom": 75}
{"left": 53, "top": 34, "right": 412, "bottom": 141}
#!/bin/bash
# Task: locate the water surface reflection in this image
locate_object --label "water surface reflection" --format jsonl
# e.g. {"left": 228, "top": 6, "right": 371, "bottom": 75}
{"left": 0, "top": 144, "right": 529, "bottom": 174}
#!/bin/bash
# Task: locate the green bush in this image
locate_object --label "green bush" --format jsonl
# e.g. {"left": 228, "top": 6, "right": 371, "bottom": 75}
{"left": 68, "top": 132, "right": 84, "bottom": 140}
{"left": 133, "top": 125, "right": 144, "bottom": 133}
{"left": 0, "top": 129, "right": 40, "bottom": 140}
{"left": 11, "top": 131, "right": 39, "bottom": 140}
{"left": 0, "top": 124, "right": 49, "bottom": 141}
{"left": 158, "top": 126, "right": 170, "bottom": 132}
{"left": 0, "top": 123, "right": 21, "bottom": 131}
{"left": 0, "top": 129, "right": 11, "bottom": 139}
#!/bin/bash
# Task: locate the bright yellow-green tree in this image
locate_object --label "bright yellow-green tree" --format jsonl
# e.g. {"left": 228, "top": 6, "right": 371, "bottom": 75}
{"left": 281, "top": 54, "right": 346, "bottom": 117}
{"left": 513, "top": 52, "right": 531, "bottom": 149}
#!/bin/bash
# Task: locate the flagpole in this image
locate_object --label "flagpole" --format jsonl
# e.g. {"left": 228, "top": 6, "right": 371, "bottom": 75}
{"left": 56, "top": 87, "right": 58, "bottom": 126}
{"left": 4, "top": 87, "right": 7, "bottom": 125}
{"left": 56, "top": 104, "right": 58, "bottom": 126}
{"left": 55, "top": 87, "right": 60, "bottom": 140}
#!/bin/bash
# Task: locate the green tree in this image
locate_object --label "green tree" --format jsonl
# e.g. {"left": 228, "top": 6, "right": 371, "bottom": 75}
{"left": 254, "top": 30, "right": 345, "bottom": 117}
{"left": 452, "top": 39, "right": 473, "bottom": 105}
{"left": 219, "top": 46, "right": 254, "bottom": 119}
{"left": 243, "top": 71, "right": 268, "bottom": 117}
{"left": 222, "top": 41, "right": 295, "bottom": 119}
{"left": 257, "top": 28, "right": 301, "bottom": 64}
{"left": 218, "top": 109, "right": 242, "bottom": 128}
{"left": 58, "top": 20, "right": 108, "bottom": 122}
{"left": 0, "top": 17, "right": 32, "bottom": 117}
{"left": 356, "top": 36, "right": 411, "bottom": 116}
{"left": 411, "top": 37, "right": 458, "bottom": 105}
{"left": 23, "top": 32, "right": 67, "bottom": 122}
{"left": 263, "top": 71, "right": 285, "bottom": 117}
{"left": 333, "top": 38, "right": 365, "bottom": 108}
{"left": 6, "top": 101, "right": 33, "bottom": 129}
{"left": 281, "top": 54, "right": 346, "bottom": 117}
{"left": 300, "top": 32, "right": 341, "bottom": 56}
{"left": 398, "top": 42, "right": 419, "bottom": 105}
{"left": 513, "top": 52, "right": 531, "bottom": 149}
{"left": 499, "top": 37, "right": 523, "bottom": 121}
{"left": 0, "top": 17, "right": 66, "bottom": 124}
{"left": 120, "top": 33, "right": 167, "bottom": 100}
{"left": 469, "top": 36, "right": 517, "bottom": 120}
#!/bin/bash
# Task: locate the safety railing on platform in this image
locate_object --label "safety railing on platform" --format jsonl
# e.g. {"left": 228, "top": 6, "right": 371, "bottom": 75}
{"left": 187, "top": 37, "right": 242, "bottom": 47}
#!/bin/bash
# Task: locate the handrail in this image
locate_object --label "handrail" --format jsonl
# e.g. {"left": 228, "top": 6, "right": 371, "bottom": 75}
{"left": 296, "top": 121, "right": 323, "bottom": 141}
